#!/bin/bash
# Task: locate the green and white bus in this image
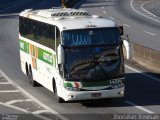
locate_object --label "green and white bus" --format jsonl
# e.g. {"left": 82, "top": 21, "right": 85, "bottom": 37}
{"left": 19, "top": 8, "right": 125, "bottom": 102}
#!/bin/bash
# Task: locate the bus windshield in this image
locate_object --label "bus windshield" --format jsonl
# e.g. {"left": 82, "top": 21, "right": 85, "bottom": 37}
{"left": 64, "top": 46, "right": 122, "bottom": 82}
{"left": 62, "top": 28, "right": 120, "bottom": 46}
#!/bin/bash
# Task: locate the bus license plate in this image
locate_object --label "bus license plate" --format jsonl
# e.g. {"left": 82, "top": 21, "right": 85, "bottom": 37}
{"left": 91, "top": 93, "right": 101, "bottom": 97}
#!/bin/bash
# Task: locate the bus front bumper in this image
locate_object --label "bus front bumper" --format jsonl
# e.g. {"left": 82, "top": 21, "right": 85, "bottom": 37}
{"left": 63, "top": 87, "right": 124, "bottom": 101}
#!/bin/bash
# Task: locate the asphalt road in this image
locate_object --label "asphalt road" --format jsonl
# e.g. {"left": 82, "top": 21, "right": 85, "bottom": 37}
{"left": 0, "top": 0, "right": 160, "bottom": 120}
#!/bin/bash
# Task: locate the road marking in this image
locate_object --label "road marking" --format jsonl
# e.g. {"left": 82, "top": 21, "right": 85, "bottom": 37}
{"left": 109, "top": 17, "right": 115, "bottom": 20}
{"left": 0, "top": 101, "right": 29, "bottom": 113}
{"left": 0, "top": 102, "right": 54, "bottom": 120}
{"left": 123, "top": 24, "right": 131, "bottom": 27}
{"left": 101, "top": 6, "right": 104, "bottom": 9}
{"left": 6, "top": 99, "right": 32, "bottom": 105}
{"left": 1, "top": 78, "right": 5, "bottom": 81}
{"left": 125, "top": 65, "right": 160, "bottom": 82}
{"left": 33, "top": 115, "right": 53, "bottom": 120}
{"left": 0, "top": 90, "right": 20, "bottom": 93}
{"left": 103, "top": 11, "right": 107, "bottom": 14}
{"left": 130, "top": 0, "right": 160, "bottom": 23}
{"left": 0, "top": 82, "right": 12, "bottom": 84}
{"left": 32, "top": 110, "right": 50, "bottom": 114}
{"left": 0, "top": 69, "right": 69, "bottom": 120}
{"left": 141, "top": 2, "right": 158, "bottom": 18}
{"left": 125, "top": 101, "right": 155, "bottom": 114}
{"left": 144, "top": 31, "right": 156, "bottom": 36}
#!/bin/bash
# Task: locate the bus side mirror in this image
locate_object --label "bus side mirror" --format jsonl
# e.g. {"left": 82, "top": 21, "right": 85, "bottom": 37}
{"left": 123, "top": 39, "right": 131, "bottom": 60}
{"left": 118, "top": 26, "right": 124, "bottom": 35}
{"left": 57, "top": 45, "right": 64, "bottom": 64}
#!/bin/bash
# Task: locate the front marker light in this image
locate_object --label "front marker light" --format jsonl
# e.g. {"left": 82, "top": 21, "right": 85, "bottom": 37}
{"left": 118, "top": 91, "right": 124, "bottom": 95}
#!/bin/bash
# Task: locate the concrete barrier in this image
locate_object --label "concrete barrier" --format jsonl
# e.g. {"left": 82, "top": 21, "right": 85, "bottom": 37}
{"left": 123, "top": 41, "right": 160, "bottom": 73}
{"left": 132, "top": 42, "right": 160, "bottom": 73}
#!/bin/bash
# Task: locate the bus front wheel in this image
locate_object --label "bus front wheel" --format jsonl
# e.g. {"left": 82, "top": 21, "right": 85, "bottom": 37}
{"left": 55, "top": 84, "right": 64, "bottom": 103}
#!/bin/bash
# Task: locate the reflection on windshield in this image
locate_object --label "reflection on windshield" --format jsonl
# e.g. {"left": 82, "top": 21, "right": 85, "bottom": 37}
{"left": 64, "top": 46, "right": 122, "bottom": 82}
{"left": 64, "top": 47, "right": 93, "bottom": 80}
{"left": 62, "top": 28, "right": 119, "bottom": 46}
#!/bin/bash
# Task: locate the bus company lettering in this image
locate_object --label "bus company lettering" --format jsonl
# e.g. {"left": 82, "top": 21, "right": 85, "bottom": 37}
{"left": 43, "top": 52, "right": 53, "bottom": 64}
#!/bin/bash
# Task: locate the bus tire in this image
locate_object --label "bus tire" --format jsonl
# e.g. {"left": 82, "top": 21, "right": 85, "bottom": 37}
{"left": 55, "top": 84, "right": 64, "bottom": 103}
{"left": 25, "top": 63, "right": 29, "bottom": 76}
{"left": 52, "top": 79, "right": 56, "bottom": 94}
{"left": 28, "top": 66, "right": 37, "bottom": 87}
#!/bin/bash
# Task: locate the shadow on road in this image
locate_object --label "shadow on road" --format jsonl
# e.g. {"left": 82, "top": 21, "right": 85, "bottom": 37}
{"left": 0, "top": 14, "right": 18, "bottom": 19}
{"left": 80, "top": 0, "right": 119, "bottom": 8}
{"left": 79, "top": 72, "right": 160, "bottom": 108}
{"left": 0, "top": 0, "right": 61, "bottom": 19}
{"left": 84, "top": 0, "right": 119, "bottom": 4}
{"left": 0, "top": 0, "right": 59, "bottom": 15}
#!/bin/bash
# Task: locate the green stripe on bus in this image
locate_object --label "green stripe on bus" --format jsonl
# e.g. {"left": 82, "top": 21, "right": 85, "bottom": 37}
{"left": 19, "top": 39, "right": 56, "bottom": 66}
{"left": 64, "top": 82, "right": 73, "bottom": 88}
{"left": 38, "top": 48, "right": 53, "bottom": 66}
{"left": 19, "top": 39, "right": 29, "bottom": 53}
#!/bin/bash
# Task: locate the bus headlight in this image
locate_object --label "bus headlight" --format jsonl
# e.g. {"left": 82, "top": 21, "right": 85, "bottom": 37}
{"left": 65, "top": 87, "right": 81, "bottom": 91}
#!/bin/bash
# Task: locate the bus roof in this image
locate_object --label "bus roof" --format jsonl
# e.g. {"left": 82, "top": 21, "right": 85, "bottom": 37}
{"left": 20, "top": 8, "right": 117, "bottom": 31}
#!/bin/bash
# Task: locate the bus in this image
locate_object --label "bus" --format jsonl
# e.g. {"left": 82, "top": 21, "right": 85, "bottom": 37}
{"left": 19, "top": 8, "right": 125, "bottom": 103}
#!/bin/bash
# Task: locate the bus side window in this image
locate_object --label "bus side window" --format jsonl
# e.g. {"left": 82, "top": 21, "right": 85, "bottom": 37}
{"left": 34, "top": 20, "right": 39, "bottom": 40}
{"left": 26, "top": 18, "right": 30, "bottom": 39}
{"left": 30, "top": 20, "right": 35, "bottom": 41}
{"left": 33, "top": 21, "right": 37, "bottom": 41}
{"left": 45, "top": 24, "right": 51, "bottom": 48}
{"left": 19, "top": 17, "right": 56, "bottom": 51}
{"left": 50, "top": 25, "right": 55, "bottom": 50}
{"left": 19, "top": 17, "right": 22, "bottom": 35}
{"left": 55, "top": 27, "right": 60, "bottom": 52}
{"left": 19, "top": 17, "right": 24, "bottom": 36}
{"left": 24, "top": 18, "right": 28, "bottom": 36}
{"left": 38, "top": 23, "right": 45, "bottom": 46}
